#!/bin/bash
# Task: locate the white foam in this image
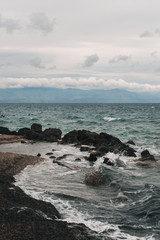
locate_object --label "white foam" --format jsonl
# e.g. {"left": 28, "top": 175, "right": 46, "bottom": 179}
{"left": 104, "top": 117, "right": 121, "bottom": 122}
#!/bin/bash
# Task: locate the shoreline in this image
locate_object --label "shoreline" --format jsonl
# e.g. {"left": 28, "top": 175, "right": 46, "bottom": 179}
{"left": 0, "top": 150, "right": 105, "bottom": 240}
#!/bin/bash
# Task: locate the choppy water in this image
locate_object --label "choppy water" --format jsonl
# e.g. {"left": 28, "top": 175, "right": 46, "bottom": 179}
{"left": 0, "top": 103, "right": 160, "bottom": 239}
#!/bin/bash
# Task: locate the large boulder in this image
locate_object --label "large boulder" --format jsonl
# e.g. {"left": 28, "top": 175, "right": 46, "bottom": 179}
{"left": 18, "top": 127, "right": 30, "bottom": 136}
{"left": 42, "top": 128, "right": 62, "bottom": 142}
{"left": 0, "top": 126, "right": 11, "bottom": 135}
{"left": 31, "top": 123, "right": 42, "bottom": 133}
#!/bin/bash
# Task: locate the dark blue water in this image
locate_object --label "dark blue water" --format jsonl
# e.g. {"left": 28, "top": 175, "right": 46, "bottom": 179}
{"left": 0, "top": 103, "right": 160, "bottom": 239}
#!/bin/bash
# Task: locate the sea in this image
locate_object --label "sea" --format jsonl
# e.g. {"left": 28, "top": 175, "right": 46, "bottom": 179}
{"left": 0, "top": 103, "right": 160, "bottom": 240}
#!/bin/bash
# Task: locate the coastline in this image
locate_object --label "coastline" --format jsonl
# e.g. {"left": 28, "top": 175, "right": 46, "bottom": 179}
{"left": 0, "top": 121, "right": 159, "bottom": 239}
{"left": 0, "top": 147, "right": 106, "bottom": 239}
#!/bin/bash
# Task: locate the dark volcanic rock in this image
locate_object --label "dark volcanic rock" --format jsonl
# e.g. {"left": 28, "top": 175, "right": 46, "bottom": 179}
{"left": 31, "top": 123, "right": 42, "bottom": 133}
{"left": 62, "top": 130, "right": 136, "bottom": 157}
{"left": 42, "top": 128, "right": 62, "bottom": 142}
{"left": 103, "top": 158, "right": 114, "bottom": 166}
{"left": 56, "top": 154, "right": 73, "bottom": 161}
{"left": 0, "top": 221, "right": 103, "bottom": 240}
{"left": 0, "top": 126, "right": 11, "bottom": 135}
{"left": 46, "top": 152, "right": 53, "bottom": 156}
{"left": 18, "top": 127, "right": 30, "bottom": 136}
{"left": 17, "top": 124, "right": 62, "bottom": 142}
{"left": 62, "top": 130, "right": 100, "bottom": 146}
{"left": 25, "top": 129, "right": 43, "bottom": 141}
{"left": 87, "top": 153, "right": 98, "bottom": 162}
{"left": 0, "top": 172, "right": 103, "bottom": 240}
{"left": 141, "top": 149, "right": 151, "bottom": 158}
{"left": 138, "top": 149, "right": 155, "bottom": 161}
{"left": 126, "top": 140, "right": 136, "bottom": 145}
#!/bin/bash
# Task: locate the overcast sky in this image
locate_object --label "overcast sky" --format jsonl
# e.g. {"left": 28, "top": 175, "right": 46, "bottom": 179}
{"left": 0, "top": 0, "right": 160, "bottom": 92}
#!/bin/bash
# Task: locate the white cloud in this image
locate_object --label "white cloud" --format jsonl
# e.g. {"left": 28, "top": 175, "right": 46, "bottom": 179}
{"left": 82, "top": 54, "right": 99, "bottom": 67}
{"left": 0, "top": 77, "right": 160, "bottom": 92}
{"left": 0, "top": 14, "right": 21, "bottom": 33}
{"left": 28, "top": 13, "right": 55, "bottom": 34}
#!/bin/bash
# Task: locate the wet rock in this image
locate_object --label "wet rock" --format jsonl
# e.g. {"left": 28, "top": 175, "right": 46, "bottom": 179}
{"left": 126, "top": 140, "right": 135, "bottom": 145}
{"left": 49, "top": 156, "right": 56, "bottom": 159}
{"left": 97, "top": 145, "right": 109, "bottom": 154}
{"left": 31, "top": 123, "right": 42, "bottom": 133}
{"left": 42, "top": 128, "right": 62, "bottom": 142}
{"left": 25, "top": 129, "right": 43, "bottom": 141}
{"left": 18, "top": 127, "right": 30, "bottom": 136}
{"left": 103, "top": 158, "right": 114, "bottom": 166}
{"left": 75, "top": 158, "right": 81, "bottom": 162}
{"left": 116, "top": 159, "right": 126, "bottom": 168}
{"left": 56, "top": 154, "right": 73, "bottom": 161}
{"left": 141, "top": 149, "right": 151, "bottom": 158}
{"left": 0, "top": 153, "right": 111, "bottom": 240}
{"left": 80, "top": 146, "right": 91, "bottom": 152}
{"left": 123, "top": 145, "right": 137, "bottom": 157}
{"left": 46, "top": 152, "right": 53, "bottom": 156}
{"left": 62, "top": 130, "right": 136, "bottom": 157}
{"left": 138, "top": 149, "right": 155, "bottom": 162}
{"left": 136, "top": 160, "right": 160, "bottom": 168}
{"left": 0, "top": 126, "right": 11, "bottom": 135}
{"left": 85, "top": 171, "right": 104, "bottom": 186}
{"left": 62, "top": 130, "right": 100, "bottom": 146}
{"left": 87, "top": 153, "right": 98, "bottom": 162}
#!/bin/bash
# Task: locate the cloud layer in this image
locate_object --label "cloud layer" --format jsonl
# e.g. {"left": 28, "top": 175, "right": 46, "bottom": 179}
{"left": 0, "top": 77, "right": 160, "bottom": 92}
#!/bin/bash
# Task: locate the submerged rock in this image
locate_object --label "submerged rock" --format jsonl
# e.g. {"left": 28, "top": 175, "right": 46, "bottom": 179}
{"left": 138, "top": 149, "right": 155, "bottom": 162}
{"left": 85, "top": 171, "right": 104, "bottom": 186}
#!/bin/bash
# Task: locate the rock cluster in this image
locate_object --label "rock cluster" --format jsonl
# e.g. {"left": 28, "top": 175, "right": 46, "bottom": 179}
{"left": 62, "top": 130, "right": 136, "bottom": 157}
{"left": 0, "top": 124, "right": 62, "bottom": 142}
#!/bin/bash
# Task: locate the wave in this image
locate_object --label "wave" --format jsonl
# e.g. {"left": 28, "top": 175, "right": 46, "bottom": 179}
{"left": 103, "top": 117, "right": 121, "bottom": 122}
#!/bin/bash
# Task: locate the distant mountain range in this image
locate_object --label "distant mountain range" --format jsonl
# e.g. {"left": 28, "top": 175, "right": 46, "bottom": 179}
{"left": 0, "top": 87, "right": 159, "bottom": 103}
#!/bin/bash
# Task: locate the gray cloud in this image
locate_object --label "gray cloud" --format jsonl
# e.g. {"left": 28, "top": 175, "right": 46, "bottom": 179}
{"left": 151, "top": 51, "right": 158, "bottom": 57}
{"left": 109, "top": 55, "right": 130, "bottom": 64}
{"left": 140, "top": 30, "right": 153, "bottom": 38}
{"left": 0, "top": 62, "right": 12, "bottom": 67}
{"left": 48, "top": 65, "right": 56, "bottom": 70}
{"left": 0, "top": 14, "right": 21, "bottom": 33}
{"left": 155, "top": 28, "right": 160, "bottom": 35}
{"left": 83, "top": 54, "right": 99, "bottom": 67}
{"left": 29, "top": 57, "right": 45, "bottom": 69}
{"left": 28, "top": 13, "right": 55, "bottom": 34}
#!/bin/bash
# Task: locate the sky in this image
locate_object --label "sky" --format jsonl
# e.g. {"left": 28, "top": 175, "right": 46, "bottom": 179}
{"left": 0, "top": 0, "right": 160, "bottom": 92}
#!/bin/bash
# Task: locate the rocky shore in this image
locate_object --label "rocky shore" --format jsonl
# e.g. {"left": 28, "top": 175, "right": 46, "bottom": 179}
{"left": 0, "top": 123, "right": 159, "bottom": 239}
{"left": 0, "top": 152, "right": 108, "bottom": 240}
